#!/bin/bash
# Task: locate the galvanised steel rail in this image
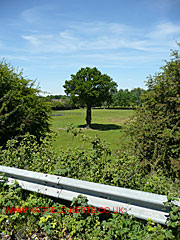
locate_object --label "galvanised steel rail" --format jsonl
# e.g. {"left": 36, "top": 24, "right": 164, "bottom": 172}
{"left": 0, "top": 165, "right": 179, "bottom": 225}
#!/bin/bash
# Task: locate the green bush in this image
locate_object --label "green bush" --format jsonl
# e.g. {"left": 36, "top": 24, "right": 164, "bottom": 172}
{"left": 0, "top": 60, "right": 51, "bottom": 146}
{"left": 128, "top": 46, "right": 180, "bottom": 179}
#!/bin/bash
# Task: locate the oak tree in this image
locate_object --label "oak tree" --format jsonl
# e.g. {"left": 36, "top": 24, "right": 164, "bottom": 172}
{"left": 63, "top": 67, "right": 117, "bottom": 128}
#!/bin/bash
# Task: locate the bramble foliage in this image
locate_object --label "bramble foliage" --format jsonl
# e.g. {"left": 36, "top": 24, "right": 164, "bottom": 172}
{"left": 0, "top": 133, "right": 58, "bottom": 173}
{"left": 128, "top": 46, "right": 180, "bottom": 179}
{"left": 0, "top": 177, "right": 179, "bottom": 239}
{"left": 54, "top": 127, "right": 180, "bottom": 196}
{"left": 0, "top": 130, "right": 179, "bottom": 239}
{"left": 1, "top": 129, "right": 179, "bottom": 197}
{"left": 0, "top": 60, "right": 51, "bottom": 146}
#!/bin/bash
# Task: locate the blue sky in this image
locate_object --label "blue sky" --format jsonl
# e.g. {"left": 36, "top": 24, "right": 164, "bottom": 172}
{"left": 1, "top": 0, "right": 180, "bottom": 95}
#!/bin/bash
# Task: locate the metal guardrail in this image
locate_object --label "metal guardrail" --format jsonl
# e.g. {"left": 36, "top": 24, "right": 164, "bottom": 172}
{"left": 0, "top": 165, "right": 179, "bottom": 225}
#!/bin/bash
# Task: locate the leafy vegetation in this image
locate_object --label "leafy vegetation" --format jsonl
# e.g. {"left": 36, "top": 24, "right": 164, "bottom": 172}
{"left": 40, "top": 94, "right": 76, "bottom": 110}
{"left": 1, "top": 183, "right": 178, "bottom": 240}
{"left": 41, "top": 94, "right": 70, "bottom": 102}
{"left": 0, "top": 133, "right": 57, "bottom": 173}
{"left": 0, "top": 60, "right": 51, "bottom": 147}
{"left": 112, "top": 88, "right": 144, "bottom": 107}
{"left": 0, "top": 131, "right": 179, "bottom": 239}
{"left": 63, "top": 67, "right": 117, "bottom": 128}
{"left": 128, "top": 46, "right": 180, "bottom": 180}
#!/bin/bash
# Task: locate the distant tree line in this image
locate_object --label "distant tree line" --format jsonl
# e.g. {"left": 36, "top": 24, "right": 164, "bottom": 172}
{"left": 40, "top": 95, "right": 76, "bottom": 110}
{"left": 111, "top": 88, "right": 145, "bottom": 108}
{"left": 41, "top": 95, "right": 70, "bottom": 102}
{"left": 41, "top": 88, "right": 145, "bottom": 111}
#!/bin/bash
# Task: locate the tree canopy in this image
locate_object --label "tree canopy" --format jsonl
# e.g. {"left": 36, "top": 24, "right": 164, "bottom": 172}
{"left": 63, "top": 67, "right": 117, "bottom": 127}
{"left": 0, "top": 60, "right": 51, "bottom": 146}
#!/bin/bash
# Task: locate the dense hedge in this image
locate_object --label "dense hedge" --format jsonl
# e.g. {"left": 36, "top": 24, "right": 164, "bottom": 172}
{"left": 128, "top": 47, "right": 180, "bottom": 180}
{"left": 0, "top": 60, "right": 51, "bottom": 147}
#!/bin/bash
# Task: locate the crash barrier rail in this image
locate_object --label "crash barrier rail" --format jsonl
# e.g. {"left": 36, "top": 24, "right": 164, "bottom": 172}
{"left": 0, "top": 165, "right": 179, "bottom": 225}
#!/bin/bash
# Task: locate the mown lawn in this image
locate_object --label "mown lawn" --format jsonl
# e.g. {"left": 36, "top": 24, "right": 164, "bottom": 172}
{"left": 51, "top": 108, "right": 134, "bottom": 152}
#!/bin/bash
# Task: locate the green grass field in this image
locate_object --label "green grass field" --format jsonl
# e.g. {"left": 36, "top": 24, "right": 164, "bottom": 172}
{"left": 51, "top": 108, "right": 134, "bottom": 151}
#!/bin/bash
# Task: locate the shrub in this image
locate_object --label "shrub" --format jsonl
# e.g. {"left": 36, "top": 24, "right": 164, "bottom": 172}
{"left": 128, "top": 45, "right": 180, "bottom": 179}
{"left": 0, "top": 60, "right": 51, "bottom": 147}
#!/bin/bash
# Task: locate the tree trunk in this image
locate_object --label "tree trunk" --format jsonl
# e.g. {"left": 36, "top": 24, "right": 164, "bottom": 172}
{"left": 86, "top": 106, "right": 91, "bottom": 128}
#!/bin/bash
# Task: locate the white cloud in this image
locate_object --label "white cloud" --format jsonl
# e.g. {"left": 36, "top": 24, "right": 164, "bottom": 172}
{"left": 68, "top": 22, "right": 130, "bottom": 35}
{"left": 4, "top": 55, "right": 48, "bottom": 62}
{"left": 148, "top": 22, "right": 180, "bottom": 40}
{"left": 20, "top": 20, "right": 180, "bottom": 65}
{"left": 21, "top": 21, "right": 145, "bottom": 52}
{"left": 22, "top": 34, "right": 53, "bottom": 45}
{"left": 5, "top": 55, "right": 30, "bottom": 61}
{"left": 22, "top": 35, "right": 40, "bottom": 45}
{"left": 21, "top": 5, "right": 54, "bottom": 25}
